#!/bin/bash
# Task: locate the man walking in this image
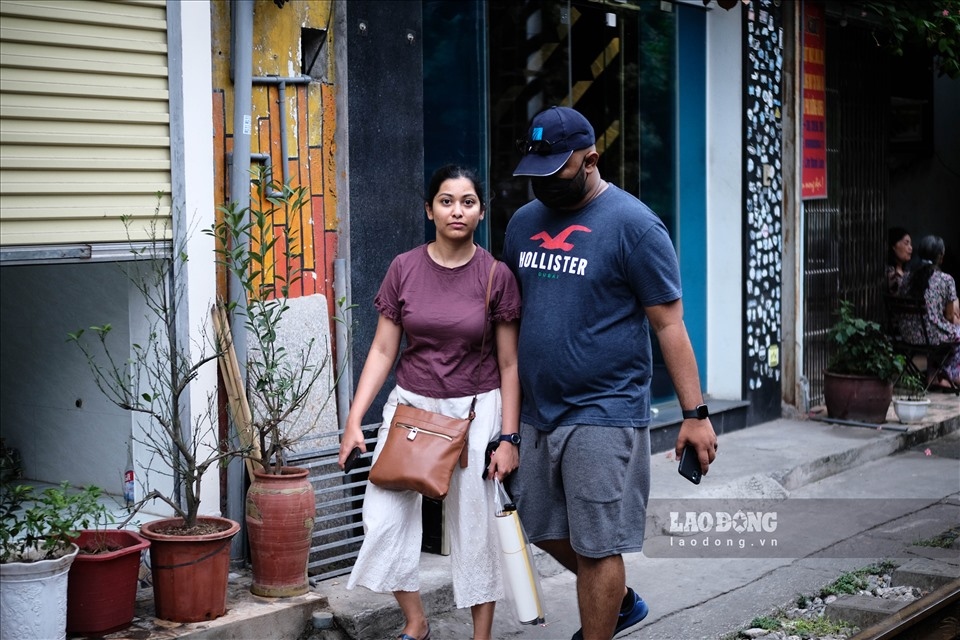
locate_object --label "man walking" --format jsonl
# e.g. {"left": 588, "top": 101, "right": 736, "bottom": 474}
{"left": 503, "top": 106, "right": 718, "bottom": 640}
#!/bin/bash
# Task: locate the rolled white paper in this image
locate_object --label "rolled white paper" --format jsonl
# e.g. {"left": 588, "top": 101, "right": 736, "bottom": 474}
{"left": 495, "top": 511, "right": 545, "bottom": 624}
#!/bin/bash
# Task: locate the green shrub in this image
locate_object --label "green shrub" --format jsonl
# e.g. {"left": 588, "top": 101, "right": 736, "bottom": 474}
{"left": 0, "top": 482, "right": 107, "bottom": 562}
{"left": 827, "top": 300, "right": 905, "bottom": 382}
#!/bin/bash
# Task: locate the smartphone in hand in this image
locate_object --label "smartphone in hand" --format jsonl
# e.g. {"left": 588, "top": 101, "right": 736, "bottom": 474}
{"left": 678, "top": 445, "right": 702, "bottom": 485}
{"left": 343, "top": 447, "right": 363, "bottom": 474}
{"left": 481, "top": 440, "right": 499, "bottom": 480}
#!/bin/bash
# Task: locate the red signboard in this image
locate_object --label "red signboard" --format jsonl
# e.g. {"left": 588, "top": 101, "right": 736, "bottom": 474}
{"left": 802, "top": 1, "right": 827, "bottom": 199}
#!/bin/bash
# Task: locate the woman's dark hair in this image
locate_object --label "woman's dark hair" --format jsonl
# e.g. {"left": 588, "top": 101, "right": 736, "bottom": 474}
{"left": 903, "top": 234, "right": 946, "bottom": 299}
{"left": 887, "top": 226, "right": 910, "bottom": 266}
{"left": 425, "top": 164, "right": 485, "bottom": 209}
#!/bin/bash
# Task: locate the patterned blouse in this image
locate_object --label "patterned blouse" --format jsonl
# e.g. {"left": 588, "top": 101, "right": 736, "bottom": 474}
{"left": 885, "top": 265, "right": 905, "bottom": 295}
{"left": 899, "top": 269, "right": 960, "bottom": 346}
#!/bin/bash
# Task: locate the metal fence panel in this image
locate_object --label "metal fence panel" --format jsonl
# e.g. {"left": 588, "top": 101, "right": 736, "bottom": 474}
{"left": 803, "top": 24, "right": 888, "bottom": 408}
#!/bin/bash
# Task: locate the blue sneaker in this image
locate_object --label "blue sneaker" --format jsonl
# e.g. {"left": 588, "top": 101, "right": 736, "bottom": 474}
{"left": 571, "top": 588, "right": 649, "bottom": 640}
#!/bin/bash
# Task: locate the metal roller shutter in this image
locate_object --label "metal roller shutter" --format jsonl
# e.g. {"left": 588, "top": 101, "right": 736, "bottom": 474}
{"left": 0, "top": 0, "right": 170, "bottom": 249}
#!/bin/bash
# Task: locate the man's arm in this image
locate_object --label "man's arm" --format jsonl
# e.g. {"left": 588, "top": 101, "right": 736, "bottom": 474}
{"left": 646, "top": 298, "right": 718, "bottom": 474}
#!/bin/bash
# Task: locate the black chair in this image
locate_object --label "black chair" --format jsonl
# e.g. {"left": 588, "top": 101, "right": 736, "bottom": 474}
{"left": 884, "top": 294, "right": 960, "bottom": 395}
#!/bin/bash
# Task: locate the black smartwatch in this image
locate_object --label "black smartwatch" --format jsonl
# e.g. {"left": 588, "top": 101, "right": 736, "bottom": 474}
{"left": 681, "top": 404, "right": 709, "bottom": 420}
{"left": 499, "top": 433, "right": 521, "bottom": 446}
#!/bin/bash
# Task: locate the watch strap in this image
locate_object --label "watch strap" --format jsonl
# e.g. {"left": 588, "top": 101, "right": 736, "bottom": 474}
{"left": 682, "top": 404, "right": 709, "bottom": 420}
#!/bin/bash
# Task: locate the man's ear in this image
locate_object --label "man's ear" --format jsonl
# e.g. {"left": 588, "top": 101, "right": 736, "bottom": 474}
{"left": 584, "top": 149, "right": 600, "bottom": 169}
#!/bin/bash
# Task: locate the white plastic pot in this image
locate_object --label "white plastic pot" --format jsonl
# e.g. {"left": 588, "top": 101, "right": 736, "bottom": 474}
{"left": 893, "top": 398, "right": 931, "bottom": 424}
{"left": 0, "top": 544, "right": 79, "bottom": 640}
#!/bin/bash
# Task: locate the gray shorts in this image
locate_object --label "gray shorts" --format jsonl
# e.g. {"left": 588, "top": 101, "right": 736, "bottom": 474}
{"left": 512, "top": 423, "right": 651, "bottom": 558}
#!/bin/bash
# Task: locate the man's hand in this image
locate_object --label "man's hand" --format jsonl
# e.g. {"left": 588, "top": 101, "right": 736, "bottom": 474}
{"left": 675, "top": 418, "right": 718, "bottom": 475}
{"left": 486, "top": 442, "right": 519, "bottom": 482}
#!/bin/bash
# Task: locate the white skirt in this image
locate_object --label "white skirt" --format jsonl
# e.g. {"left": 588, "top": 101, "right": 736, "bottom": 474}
{"left": 346, "top": 385, "right": 506, "bottom": 609}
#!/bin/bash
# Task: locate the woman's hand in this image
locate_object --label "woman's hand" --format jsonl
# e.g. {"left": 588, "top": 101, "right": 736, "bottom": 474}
{"left": 338, "top": 426, "right": 367, "bottom": 470}
{"left": 486, "top": 441, "right": 519, "bottom": 481}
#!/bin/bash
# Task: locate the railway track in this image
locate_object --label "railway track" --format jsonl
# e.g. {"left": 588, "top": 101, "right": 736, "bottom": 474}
{"left": 848, "top": 577, "right": 959, "bottom": 640}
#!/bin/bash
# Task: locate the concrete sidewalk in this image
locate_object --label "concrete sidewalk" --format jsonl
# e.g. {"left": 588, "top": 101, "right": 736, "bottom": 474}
{"left": 314, "top": 396, "right": 960, "bottom": 640}
{"left": 92, "top": 397, "right": 959, "bottom": 640}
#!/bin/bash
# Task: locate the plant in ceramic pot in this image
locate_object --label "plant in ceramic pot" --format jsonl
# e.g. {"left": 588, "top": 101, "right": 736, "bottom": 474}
{"left": 892, "top": 371, "right": 931, "bottom": 425}
{"left": 210, "top": 171, "right": 340, "bottom": 597}
{"left": 824, "top": 300, "right": 906, "bottom": 423}
{"left": 0, "top": 481, "right": 106, "bottom": 640}
{"left": 68, "top": 216, "right": 245, "bottom": 622}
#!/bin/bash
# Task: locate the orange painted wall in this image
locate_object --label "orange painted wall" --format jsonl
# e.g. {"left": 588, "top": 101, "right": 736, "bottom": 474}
{"left": 210, "top": 1, "right": 338, "bottom": 319}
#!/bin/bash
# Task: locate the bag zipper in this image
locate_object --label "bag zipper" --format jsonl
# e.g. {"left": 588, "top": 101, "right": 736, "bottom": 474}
{"left": 395, "top": 423, "right": 454, "bottom": 442}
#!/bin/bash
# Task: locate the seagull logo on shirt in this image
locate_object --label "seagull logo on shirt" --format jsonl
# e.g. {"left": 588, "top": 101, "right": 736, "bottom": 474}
{"left": 530, "top": 225, "right": 591, "bottom": 252}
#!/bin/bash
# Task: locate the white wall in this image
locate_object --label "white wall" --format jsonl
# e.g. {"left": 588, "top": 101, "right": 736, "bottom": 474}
{"left": 0, "top": 263, "right": 133, "bottom": 495}
{"left": 167, "top": 0, "right": 219, "bottom": 516}
{"left": 705, "top": 6, "right": 744, "bottom": 400}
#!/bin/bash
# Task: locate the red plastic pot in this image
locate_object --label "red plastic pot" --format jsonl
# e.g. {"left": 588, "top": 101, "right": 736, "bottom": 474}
{"left": 246, "top": 466, "right": 315, "bottom": 597}
{"left": 67, "top": 529, "right": 150, "bottom": 635}
{"left": 139, "top": 516, "right": 240, "bottom": 622}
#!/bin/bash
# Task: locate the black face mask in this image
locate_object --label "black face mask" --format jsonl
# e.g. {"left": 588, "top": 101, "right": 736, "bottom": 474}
{"left": 531, "top": 159, "right": 588, "bottom": 209}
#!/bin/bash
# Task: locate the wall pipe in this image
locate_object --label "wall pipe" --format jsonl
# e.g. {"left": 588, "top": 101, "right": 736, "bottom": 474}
{"left": 229, "top": 0, "right": 254, "bottom": 222}
{"left": 229, "top": 0, "right": 254, "bottom": 362}
{"left": 233, "top": 152, "right": 284, "bottom": 198}
{"left": 251, "top": 75, "right": 312, "bottom": 187}
{"left": 333, "top": 258, "right": 352, "bottom": 434}
{"left": 227, "top": 0, "right": 254, "bottom": 562}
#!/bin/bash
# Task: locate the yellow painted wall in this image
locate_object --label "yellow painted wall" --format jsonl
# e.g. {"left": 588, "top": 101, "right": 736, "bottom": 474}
{"left": 210, "top": 0, "right": 337, "bottom": 303}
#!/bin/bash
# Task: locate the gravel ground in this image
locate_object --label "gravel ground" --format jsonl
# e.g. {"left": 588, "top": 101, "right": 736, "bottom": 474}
{"left": 728, "top": 569, "right": 924, "bottom": 640}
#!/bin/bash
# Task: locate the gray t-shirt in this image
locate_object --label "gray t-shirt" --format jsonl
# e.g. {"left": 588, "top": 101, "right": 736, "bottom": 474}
{"left": 375, "top": 244, "right": 522, "bottom": 398}
{"left": 502, "top": 185, "right": 682, "bottom": 429}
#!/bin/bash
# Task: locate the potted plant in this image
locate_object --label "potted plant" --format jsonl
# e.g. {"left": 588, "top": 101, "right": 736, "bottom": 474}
{"left": 68, "top": 215, "right": 244, "bottom": 622}
{"left": 892, "top": 371, "right": 931, "bottom": 425}
{"left": 824, "top": 300, "right": 906, "bottom": 423}
{"left": 210, "top": 171, "right": 337, "bottom": 597}
{"left": 0, "top": 482, "right": 105, "bottom": 640}
{"left": 66, "top": 519, "right": 150, "bottom": 635}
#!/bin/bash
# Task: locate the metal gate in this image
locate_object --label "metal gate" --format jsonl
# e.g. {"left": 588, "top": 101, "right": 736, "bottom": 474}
{"left": 296, "top": 442, "right": 368, "bottom": 582}
{"left": 802, "top": 23, "right": 889, "bottom": 408}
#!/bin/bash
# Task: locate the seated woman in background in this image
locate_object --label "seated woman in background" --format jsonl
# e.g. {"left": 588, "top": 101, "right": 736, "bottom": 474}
{"left": 899, "top": 234, "right": 960, "bottom": 389}
{"left": 886, "top": 227, "right": 912, "bottom": 294}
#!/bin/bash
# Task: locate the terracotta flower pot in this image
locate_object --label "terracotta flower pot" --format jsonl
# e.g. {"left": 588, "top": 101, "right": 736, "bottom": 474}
{"left": 139, "top": 516, "right": 240, "bottom": 622}
{"left": 67, "top": 529, "right": 150, "bottom": 635}
{"left": 823, "top": 371, "right": 894, "bottom": 423}
{"left": 246, "top": 466, "right": 315, "bottom": 597}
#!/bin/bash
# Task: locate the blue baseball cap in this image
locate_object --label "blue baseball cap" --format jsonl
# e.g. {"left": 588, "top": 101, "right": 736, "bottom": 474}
{"left": 513, "top": 106, "right": 596, "bottom": 177}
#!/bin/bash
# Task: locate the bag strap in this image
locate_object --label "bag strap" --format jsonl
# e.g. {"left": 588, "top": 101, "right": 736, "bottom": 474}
{"left": 453, "top": 260, "right": 497, "bottom": 470}
{"left": 466, "top": 259, "right": 498, "bottom": 421}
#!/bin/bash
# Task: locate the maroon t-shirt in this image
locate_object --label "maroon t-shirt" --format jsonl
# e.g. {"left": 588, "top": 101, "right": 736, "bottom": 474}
{"left": 375, "top": 244, "right": 522, "bottom": 398}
